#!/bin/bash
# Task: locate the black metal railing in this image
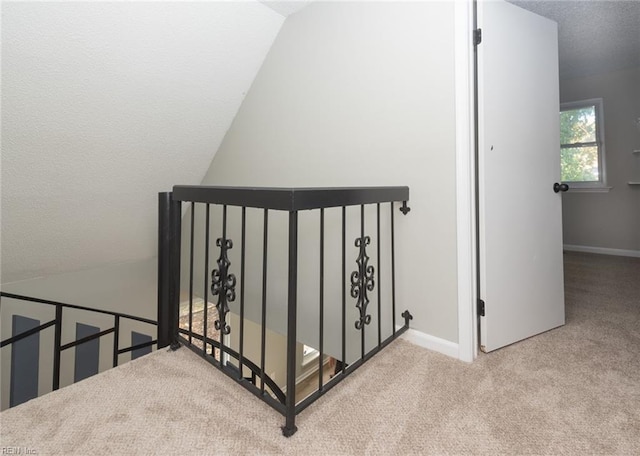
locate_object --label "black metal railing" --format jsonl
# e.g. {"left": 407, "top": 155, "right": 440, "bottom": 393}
{"left": 157, "top": 186, "right": 412, "bottom": 437}
{"left": 0, "top": 292, "right": 158, "bottom": 402}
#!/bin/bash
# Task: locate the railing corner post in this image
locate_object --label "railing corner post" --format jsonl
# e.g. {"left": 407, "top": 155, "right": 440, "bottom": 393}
{"left": 158, "top": 192, "right": 181, "bottom": 350}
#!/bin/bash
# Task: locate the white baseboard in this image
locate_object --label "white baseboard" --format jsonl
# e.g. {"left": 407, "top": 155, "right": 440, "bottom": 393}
{"left": 400, "top": 328, "right": 460, "bottom": 360}
{"left": 563, "top": 244, "right": 640, "bottom": 258}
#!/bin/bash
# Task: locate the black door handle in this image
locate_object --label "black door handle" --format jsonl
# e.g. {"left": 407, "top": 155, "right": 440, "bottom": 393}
{"left": 553, "top": 183, "right": 569, "bottom": 193}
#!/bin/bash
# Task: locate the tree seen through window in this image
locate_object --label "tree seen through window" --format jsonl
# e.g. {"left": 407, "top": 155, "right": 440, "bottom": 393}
{"left": 560, "top": 100, "right": 605, "bottom": 185}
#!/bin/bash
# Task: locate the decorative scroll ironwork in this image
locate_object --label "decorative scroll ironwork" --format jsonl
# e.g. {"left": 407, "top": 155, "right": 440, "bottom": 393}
{"left": 211, "top": 238, "right": 236, "bottom": 335}
{"left": 351, "top": 236, "right": 375, "bottom": 330}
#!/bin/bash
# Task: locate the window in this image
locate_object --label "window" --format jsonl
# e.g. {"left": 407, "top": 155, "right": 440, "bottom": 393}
{"left": 302, "top": 344, "right": 318, "bottom": 366}
{"left": 560, "top": 98, "right": 607, "bottom": 189}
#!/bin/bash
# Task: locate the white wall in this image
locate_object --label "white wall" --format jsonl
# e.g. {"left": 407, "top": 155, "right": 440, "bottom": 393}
{"left": 228, "top": 312, "right": 288, "bottom": 388}
{"left": 196, "top": 1, "right": 459, "bottom": 346}
{"left": 228, "top": 312, "right": 318, "bottom": 391}
{"left": 1, "top": 1, "right": 284, "bottom": 283}
{"left": 560, "top": 67, "right": 640, "bottom": 254}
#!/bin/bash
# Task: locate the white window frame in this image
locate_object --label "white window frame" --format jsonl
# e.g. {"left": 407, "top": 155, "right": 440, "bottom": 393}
{"left": 560, "top": 98, "right": 609, "bottom": 191}
{"left": 301, "top": 344, "right": 319, "bottom": 366}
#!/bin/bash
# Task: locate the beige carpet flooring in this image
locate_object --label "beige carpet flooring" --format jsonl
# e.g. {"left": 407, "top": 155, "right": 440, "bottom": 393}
{"left": 1, "top": 252, "right": 639, "bottom": 455}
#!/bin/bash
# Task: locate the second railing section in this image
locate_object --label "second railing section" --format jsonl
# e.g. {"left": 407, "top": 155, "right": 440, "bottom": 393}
{"left": 157, "top": 186, "right": 412, "bottom": 436}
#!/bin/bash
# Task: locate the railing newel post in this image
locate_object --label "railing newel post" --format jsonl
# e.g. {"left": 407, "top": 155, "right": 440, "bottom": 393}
{"left": 158, "top": 191, "right": 181, "bottom": 351}
{"left": 157, "top": 192, "right": 171, "bottom": 349}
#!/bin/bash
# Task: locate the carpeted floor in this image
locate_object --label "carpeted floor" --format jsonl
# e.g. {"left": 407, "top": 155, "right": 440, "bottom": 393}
{"left": 1, "top": 252, "right": 639, "bottom": 455}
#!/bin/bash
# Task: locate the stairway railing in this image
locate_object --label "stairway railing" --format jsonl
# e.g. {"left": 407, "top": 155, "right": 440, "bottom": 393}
{"left": 0, "top": 292, "right": 157, "bottom": 407}
{"left": 157, "top": 186, "right": 413, "bottom": 436}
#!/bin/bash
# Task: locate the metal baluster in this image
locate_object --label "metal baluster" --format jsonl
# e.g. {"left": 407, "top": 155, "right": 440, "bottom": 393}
{"left": 318, "top": 208, "right": 325, "bottom": 392}
{"left": 52, "top": 305, "right": 62, "bottom": 391}
{"left": 283, "top": 210, "right": 298, "bottom": 437}
{"left": 238, "top": 207, "right": 246, "bottom": 380}
{"left": 220, "top": 205, "right": 227, "bottom": 367}
{"left": 203, "top": 204, "right": 210, "bottom": 358}
{"left": 341, "top": 206, "right": 346, "bottom": 374}
{"left": 169, "top": 196, "right": 181, "bottom": 350}
{"left": 377, "top": 203, "right": 381, "bottom": 348}
{"left": 112, "top": 315, "right": 120, "bottom": 367}
{"left": 260, "top": 209, "right": 269, "bottom": 394}
{"left": 211, "top": 205, "right": 236, "bottom": 365}
{"left": 360, "top": 204, "right": 366, "bottom": 360}
{"left": 189, "top": 202, "right": 194, "bottom": 344}
{"left": 391, "top": 202, "right": 396, "bottom": 335}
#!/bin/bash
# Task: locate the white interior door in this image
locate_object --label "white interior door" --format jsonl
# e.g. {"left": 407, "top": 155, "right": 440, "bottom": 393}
{"left": 478, "top": 0, "right": 565, "bottom": 352}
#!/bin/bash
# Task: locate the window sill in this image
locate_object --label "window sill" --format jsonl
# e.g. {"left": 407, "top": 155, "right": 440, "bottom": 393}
{"left": 567, "top": 186, "right": 612, "bottom": 193}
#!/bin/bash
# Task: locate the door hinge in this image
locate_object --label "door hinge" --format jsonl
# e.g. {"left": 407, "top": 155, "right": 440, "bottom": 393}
{"left": 473, "top": 28, "right": 482, "bottom": 46}
{"left": 478, "top": 299, "right": 485, "bottom": 317}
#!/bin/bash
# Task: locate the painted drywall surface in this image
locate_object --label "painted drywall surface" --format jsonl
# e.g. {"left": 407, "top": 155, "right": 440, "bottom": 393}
{"left": 228, "top": 312, "right": 288, "bottom": 388}
{"left": 1, "top": 1, "right": 284, "bottom": 283}
{"left": 560, "top": 67, "right": 640, "bottom": 251}
{"left": 1, "top": 259, "right": 158, "bottom": 319}
{"left": 228, "top": 312, "right": 316, "bottom": 390}
{"left": 196, "top": 2, "right": 459, "bottom": 345}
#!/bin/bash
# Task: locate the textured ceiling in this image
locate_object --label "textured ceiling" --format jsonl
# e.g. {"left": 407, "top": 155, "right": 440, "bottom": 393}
{"left": 1, "top": 2, "right": 284, "bottom": 282}
{"left": 509, "top": 0, "right": 640, "bottom": 80}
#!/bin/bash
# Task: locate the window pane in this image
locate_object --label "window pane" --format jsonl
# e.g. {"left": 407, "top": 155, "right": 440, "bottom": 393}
{"left": 560, "top": 106, "right": 596, "bottom": 144}
{"left": 561, "top": 146, "right": 599, "bottom": 182}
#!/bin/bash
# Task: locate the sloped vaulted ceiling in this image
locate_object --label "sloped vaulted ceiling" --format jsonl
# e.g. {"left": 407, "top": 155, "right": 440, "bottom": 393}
{"left": 1, "top": 1, "right": 284, "bottom": 283}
